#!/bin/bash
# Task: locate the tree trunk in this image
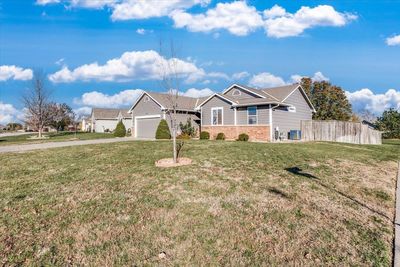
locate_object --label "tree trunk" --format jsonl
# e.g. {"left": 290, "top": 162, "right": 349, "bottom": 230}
{"left": 38, "top": 128, "right": 42, "bottom": 138}
{"left": 172, "top": 123, "right": 177, "bottom": 164}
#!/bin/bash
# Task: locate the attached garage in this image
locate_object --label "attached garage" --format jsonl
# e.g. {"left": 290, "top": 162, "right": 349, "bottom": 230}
{"left": 135, "top": 115, "right": 161, "bottom": 139}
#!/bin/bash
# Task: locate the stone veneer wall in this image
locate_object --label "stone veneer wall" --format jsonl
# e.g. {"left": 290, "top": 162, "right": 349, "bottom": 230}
{"left": 201, "top": 125, "right": 270, "bottom": 141}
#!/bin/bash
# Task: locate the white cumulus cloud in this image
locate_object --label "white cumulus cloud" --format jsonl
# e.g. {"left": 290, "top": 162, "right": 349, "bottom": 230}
{"left": 0, "top": 65, "right": 33, "bottom": 81}
{"left": 73, "top": 106, "right": 92, "bottom": 117}
{"left": 263, "top": 5, "right": 357, "bottom": 38}
{"left": 74, "top": 89, "right": 144, "bottom": 108}
{"left": 290, "top": 71, "right": 329, "bottom": 83}
{"left": 249, "top": 72, "right": 286, "bottom": 88}
{"left": 346, "top": 88, "right": 400, "bottom": 115}
{"left": 0, "top": 102, "right": 24, "bottom": 124}
{"left": 36, "top": 0, "right": 60, "bottom": 5}
{"left": 171, "top": 1, "right": 264, "bottom": 36}
{"left": 386, "top": 35, "right": 400, "bottom": 46}
{"left": 37, "top": 0, "right": 210, "bottom": 20}
{"left": 112, "top": 0, "right": 210, "bottom": 20}
{"left": 232, "top": 71, "right": 250, "bottom": 80}
{"left": 48, "top": 50, "right": 205, "bottom": 83}
{"left": 182, "top": 88, "right": 214, "bottom": 98}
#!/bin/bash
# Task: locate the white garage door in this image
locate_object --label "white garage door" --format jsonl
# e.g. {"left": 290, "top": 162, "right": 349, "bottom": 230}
{"left": 136, "top": 116, "right": 161, "bottom": 138}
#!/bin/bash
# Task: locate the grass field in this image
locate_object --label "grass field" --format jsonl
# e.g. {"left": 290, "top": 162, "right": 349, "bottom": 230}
{"left": 0, "top": 132, "right": 115, "bottom": 146}
{"left": 1, "top": 140, "right": 399, "bottom": 265}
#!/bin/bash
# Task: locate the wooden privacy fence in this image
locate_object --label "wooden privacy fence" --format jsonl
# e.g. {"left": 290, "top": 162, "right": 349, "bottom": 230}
{"left": 301, "top": 120, "right": 382, "bottom": 145}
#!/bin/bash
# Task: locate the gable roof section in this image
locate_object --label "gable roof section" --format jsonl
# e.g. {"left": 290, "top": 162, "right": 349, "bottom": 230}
{"left": 278, "top": 85, "right": 316, "bottom": 112}
{"left": 147, "top": 92, "right": 199, "bottom": 111}
{"left": 92, "top": 108, "right": 130, "bottom": 119}
{"left": 129, "top": 91, "right": 207, "bottom": 113}
{"left": 261, "top": 84, "right": 299, "bottom": 102}
{"left": 195, "top": 93, "right": 237, "bottom": 109}
{"left": 222, "top": 83, "right": 274, "bottom": 99}
{"left": 128, "top": 91, "right": 165, "bottom": 113}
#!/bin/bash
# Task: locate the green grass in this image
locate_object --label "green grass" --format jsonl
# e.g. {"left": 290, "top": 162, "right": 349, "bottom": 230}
{"left": 0, "top": 132, "right": 115, "bottom": 146}
{"left": 1, "top": 140, "right": 399, "bottom": 266}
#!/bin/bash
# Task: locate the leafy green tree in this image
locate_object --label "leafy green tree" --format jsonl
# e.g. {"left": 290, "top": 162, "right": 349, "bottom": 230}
{"left": 300, "top": 78, "right": 352, "bottom": 121}
{"left": 114, "top": 120, "right": 126, "bottom": 137}
{"left": 376, "top": 108, "right": 400, "bottom": 139}
{"left": 155, "top": 119, "right": 171, "bottom": 139}
{"left": 6, "top": 123, "right": 23, "bottom": 131}
{"left": 49, "top": 103, "right": 74, "bottom": 131}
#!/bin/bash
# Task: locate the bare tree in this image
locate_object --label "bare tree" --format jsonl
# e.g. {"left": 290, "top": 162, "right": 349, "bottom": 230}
{"left": 158, "top": 40, "right": 183, "bottom": 163}
{"left": 358, "top": 109, "right": 377, "bottom": 122}
{"left": 22, "top": 71, "right": 53, "bottom": 138}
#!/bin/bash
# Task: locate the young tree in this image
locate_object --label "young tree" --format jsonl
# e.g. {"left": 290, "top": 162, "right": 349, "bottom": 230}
{"left": 300, "top": 78, "right": 352, "bottom": 121}
{"left": 376, "top": 108, "right": 400, "bottom": 139}
{"left": 23, "top": 71, "right": 53, "bottom": 138}
{"left": 158, "top": 40, "right": 184, "bottom": 163}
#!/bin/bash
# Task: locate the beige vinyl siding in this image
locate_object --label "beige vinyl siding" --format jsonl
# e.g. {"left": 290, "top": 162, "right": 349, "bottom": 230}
{"left": 237, "top": 105, "right": 270, "bottom": 125}
{"left": 273, "top": 88, "right": 313, "bottom": 137}
{"left": 224, "top": 86, "right": 261, "bottom": 100}
{"left": 131, "top": 94, "right": 162, "bottom": 118}
{"left": 201, "top": 96, "right": 234, "bottom": 126}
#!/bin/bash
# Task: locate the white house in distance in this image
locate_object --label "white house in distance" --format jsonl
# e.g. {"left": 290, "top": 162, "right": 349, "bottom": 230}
{"left": 90, "top": 108, "right": 132, "bottom": 133}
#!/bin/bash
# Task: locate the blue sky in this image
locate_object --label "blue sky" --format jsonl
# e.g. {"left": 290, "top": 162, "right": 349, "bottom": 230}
{"left": 0, "top": 0, "right": 399, "bottom": 123}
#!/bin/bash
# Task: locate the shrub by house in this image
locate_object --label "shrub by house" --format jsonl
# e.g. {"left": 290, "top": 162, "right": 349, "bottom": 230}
{"left": 114, "top": 121, "right": 126, "bottom": 137}
{"left": 156, "top": 119, "right": 171, "bottom": 139}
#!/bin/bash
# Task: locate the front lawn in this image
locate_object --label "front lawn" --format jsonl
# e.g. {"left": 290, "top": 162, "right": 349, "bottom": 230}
{"left": 1, "top": 140, "right": 399, "bottom": 265}
{"left": 0, "top": 132, "right": 115, "bottom": 146}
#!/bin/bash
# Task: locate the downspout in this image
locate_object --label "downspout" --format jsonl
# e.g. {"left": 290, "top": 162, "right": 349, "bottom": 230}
{"left": 270, "top": 103, "right": 281, "bottom": 142}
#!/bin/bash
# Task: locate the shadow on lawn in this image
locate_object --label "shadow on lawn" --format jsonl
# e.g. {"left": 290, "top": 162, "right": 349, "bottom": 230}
{"left": 285, "top": 166, "right": 392, "bottom": 222}
{"left": 268, "top": 187, "right": 290, "bottom": 199}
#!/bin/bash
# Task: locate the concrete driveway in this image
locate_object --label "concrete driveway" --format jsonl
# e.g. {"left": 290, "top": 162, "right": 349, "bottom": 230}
{"left": 0, "top": 137, "right": 137, "bottom": 153}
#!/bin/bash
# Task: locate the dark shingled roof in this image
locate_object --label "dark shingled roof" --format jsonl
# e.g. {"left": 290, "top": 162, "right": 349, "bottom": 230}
{"left": 261, "top": 84, "right": 300, "bottom": 102}
{"left": 92, "top": 108, "right": 130, "bottom": 119}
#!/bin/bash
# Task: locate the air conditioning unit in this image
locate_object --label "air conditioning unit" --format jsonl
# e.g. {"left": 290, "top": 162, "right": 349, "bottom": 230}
{"left": 289, "top": 130, "right": 301, "bottom": 140}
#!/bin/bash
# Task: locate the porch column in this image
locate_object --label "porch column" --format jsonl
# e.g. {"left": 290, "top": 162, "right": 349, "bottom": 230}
{"left": 234, "top": 107, "right": 237, "bottom": 126}
{"left": 269, "top": 104, "right": 273, "bottom": 142}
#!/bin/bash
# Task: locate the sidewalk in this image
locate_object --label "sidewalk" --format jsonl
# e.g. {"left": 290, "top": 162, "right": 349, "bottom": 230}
{"left": 0, "top": 137, "right": 137, "bottom": 153}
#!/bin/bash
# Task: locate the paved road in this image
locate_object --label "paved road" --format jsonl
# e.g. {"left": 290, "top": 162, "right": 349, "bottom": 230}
{"left": 0, "top": 132, "right": 37, "bottom": 138}
{"left": 0, "top": 137, "right": 137, "bottom": 153}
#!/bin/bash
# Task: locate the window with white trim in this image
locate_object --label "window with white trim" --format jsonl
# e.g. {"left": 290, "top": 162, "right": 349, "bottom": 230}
{"left": 232, "top": 89, "right": 241, "bottom": 96}
{"left": 248, "top": 106, "right": 257, "bottom": 125}
{"left": 211, "top": 107, "right": 223, "bottom": 125}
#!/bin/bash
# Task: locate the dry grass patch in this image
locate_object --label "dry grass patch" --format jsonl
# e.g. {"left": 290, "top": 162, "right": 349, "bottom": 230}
{"left": 0, "top": 140, "right": 399, "bottom": 266}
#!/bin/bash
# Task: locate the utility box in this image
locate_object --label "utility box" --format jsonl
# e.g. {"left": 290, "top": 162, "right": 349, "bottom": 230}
{"left": 289, "top": 130, "right": 301, "bottom": 140}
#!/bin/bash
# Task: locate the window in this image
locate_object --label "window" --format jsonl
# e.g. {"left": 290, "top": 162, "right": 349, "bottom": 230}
{"left": 248, "top": 106, "right": 257, "bottom": 124}
{"left": 288, "top": 106, "right": 296, "bottom": 113}
{"left": 211, "top": 107, "right": 223, "bottom": 125}
{"left": 232, "top": 89, "right": 241, "bottom": 96}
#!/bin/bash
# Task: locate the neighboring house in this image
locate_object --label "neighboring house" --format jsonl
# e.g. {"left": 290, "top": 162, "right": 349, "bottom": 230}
{"left": 362, "top": 120, "right": 377, "bottom": 129}
{"left": 91, "top": 108, "right": 132, "bottom": 133}
{"left": 128, "top": 92, "right": 202, "bottom": 139}
{"left": 128, "top": 83, "right": 315, "bottom": 141}
{"left": 81, "top": 117, "right": 92, "bottom": 132}
{"left": 197, "top": 83, "right": 315, "bottom": 141}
